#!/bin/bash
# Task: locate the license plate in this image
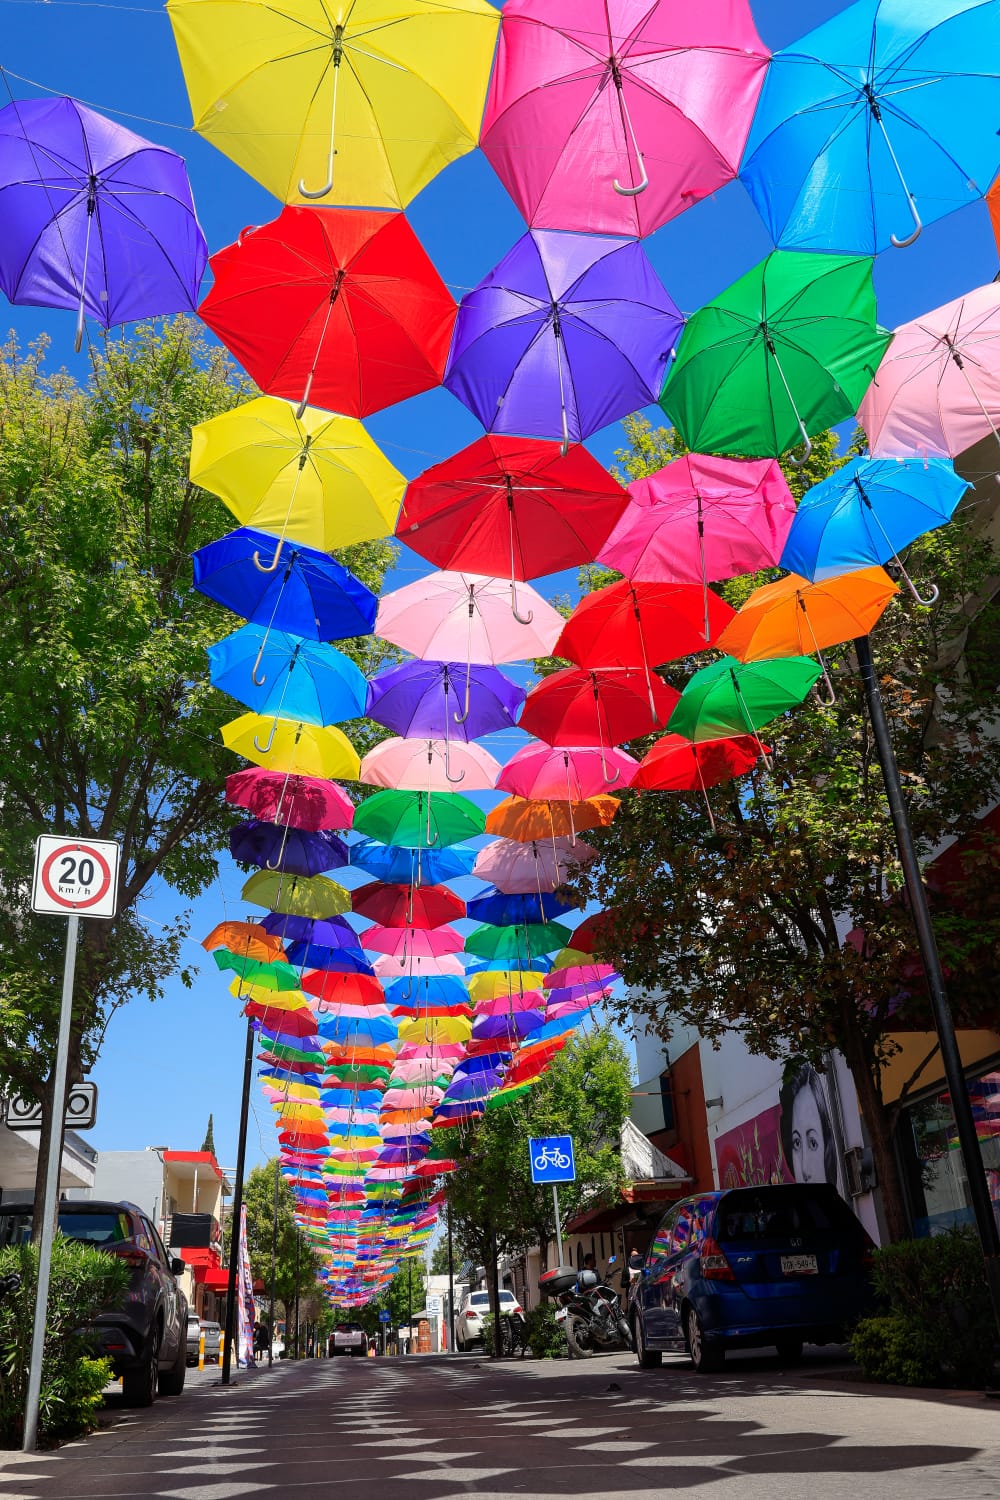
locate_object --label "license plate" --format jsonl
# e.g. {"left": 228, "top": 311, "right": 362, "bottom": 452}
{"left": 780, "top": 1254, "right": 818, "bottom": 1276}
{"left": 554, "top": 1307, "right": 568, "bottom": 1322}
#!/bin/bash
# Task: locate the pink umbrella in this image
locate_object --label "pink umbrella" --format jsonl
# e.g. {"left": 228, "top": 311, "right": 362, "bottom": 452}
{"left": 497, "top": 743, "right": 639, "bottom": 800}
{"left": 472, "top": 836, "right": 597, "bottom": 895}
{"left": 372, "top": 952, "right": 465, "bottom": 979}
{"left": 389, "top": 1058, "right": 459, "bottom": 1083}
{"left": 397, "top": 1040, "right": 468, "bottom": 1061}
{"left": 546, "top": 997, "right": 601, "bottom": 1020}
{"left": 381, "top": 1086, "right": 446, "bottom": 1109}
{"left": 480, "top": 0, "right": 769, "bottom": 239}
{"left": 360, "top": 925, "right": 465, "bottom": 958}
{"left": 360, "top": 736, "right": 501, "bottom": 793}
{"left": 598, "top": 454, "right": 796, "bottom": 638}
{"left": 474, "top": 990, "right": 546, "bottom": 1015}
{"left": 376, "top": 570, "right": 563, "bottom": 665}
{"left": 858, "top": 283, "right": 1000, "bottom": 459}
{"left": 544, "top": 963, "right": 618, "bottom": 988}
{"left": 225, "top": 767, "right": 354, "bottom": 831}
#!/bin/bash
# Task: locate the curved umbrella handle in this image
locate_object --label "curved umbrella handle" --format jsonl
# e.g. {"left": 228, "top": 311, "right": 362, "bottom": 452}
{"left": 253, "top": 718, "right": 278, "bottom": 755}
{"left": 904, "top": 574, "right": 939, "bottom": 607}
{"left": 295, "top": 371, "right": 315, "bottom": 421}
{"left": 251, "top": 637, "right": 268, "bottom": 687}
{"left": 814, "top": 666, "right": 837, "bottom": 707}
{"left": 787, "top": 427, "right": 813, "bottom": 470}
{"left": 253, "top": 537, "right": 286, "bottom": 574}
{"left": 453, "top": 660, "right": 472, "bottom": 725}
{"left": 891, "top": 203, "right": 922, "bottom": 249}
{"left": 614, "top": 160, "right": 648, "bottom": 197}
{"left": 444, "top": 739, "right": 466, "bottom": 785}
{"left": 510, "top": 580, "right": 535, "bottom": 627}
{"left": 298, "top": 49, "right": 341, "bottom": 200}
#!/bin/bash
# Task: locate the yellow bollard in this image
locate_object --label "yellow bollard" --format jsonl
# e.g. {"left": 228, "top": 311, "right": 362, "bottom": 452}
{"left": 218, "top": 1333, "right": 225, "bottom": 1369}
{"left": 198, "top": 1332, "right": 205, "bottom": 1372}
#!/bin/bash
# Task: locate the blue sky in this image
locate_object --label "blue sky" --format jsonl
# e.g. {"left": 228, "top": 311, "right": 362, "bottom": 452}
{"left": 1, "top": 0, "right": 998, "bottom": 1174}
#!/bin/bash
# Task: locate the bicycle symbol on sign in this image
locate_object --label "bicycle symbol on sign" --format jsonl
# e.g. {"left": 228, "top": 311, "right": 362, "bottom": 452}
{"left": 533, "top": 1145, "right": 571, "bottom": 1172}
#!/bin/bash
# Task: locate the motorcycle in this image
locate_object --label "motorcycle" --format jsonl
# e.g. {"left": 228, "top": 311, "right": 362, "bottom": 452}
{"left": 538, "top": 1258, "right": 632, "bottom": 1358}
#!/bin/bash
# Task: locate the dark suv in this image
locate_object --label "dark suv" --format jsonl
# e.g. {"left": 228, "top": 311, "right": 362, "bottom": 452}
{"left": 0, "top": 1200, "right": 188, "bottom": 1406}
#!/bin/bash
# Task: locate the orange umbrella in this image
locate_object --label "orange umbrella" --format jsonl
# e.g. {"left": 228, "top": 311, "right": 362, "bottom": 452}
{"left": 201, "top": 920, "right": 285, "bottom": 962}
{"left": 485, "top": 794, "right": 619, "bottom": 843}
{"left": 716, "top": 565, "right": 897, "bottom": 702}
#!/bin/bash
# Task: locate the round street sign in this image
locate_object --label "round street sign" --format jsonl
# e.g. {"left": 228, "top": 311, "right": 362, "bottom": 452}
{"left": 32, "top": 836, "right": 121, "bottom": 919}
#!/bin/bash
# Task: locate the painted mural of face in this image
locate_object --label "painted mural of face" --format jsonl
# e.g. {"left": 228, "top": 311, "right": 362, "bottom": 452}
{"left": 790, "top": 1087, "right": 827, "bottom": 1184}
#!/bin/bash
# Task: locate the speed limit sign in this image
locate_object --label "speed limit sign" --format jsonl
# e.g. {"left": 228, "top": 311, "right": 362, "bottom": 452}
{"left": 32, "top": 836, "right": 120, "bottom": 919}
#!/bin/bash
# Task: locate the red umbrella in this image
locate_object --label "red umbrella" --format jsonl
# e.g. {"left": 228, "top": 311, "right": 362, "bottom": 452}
{"left": 567, "top": 911, "right": 617, "bottom": 955}
{"left": 199, "top": 206, "right": 456, "bottom": 419}
{"left": 395, "top": 434, "right": 628, "bottom": 621}
{"left": 632, "top": 731, "right": 766, "bottom": 829}
{"left": 246, "top": 1002, "right": 317, "bottom": 1038}
{"left": 300, "top": 971, "right": 385, "bottom": 1006}
{"left": 351, "top": 881, "right": 465, "bottom": 929}
{"left": 519, "top": 666, "right": 680, "bottom": 763}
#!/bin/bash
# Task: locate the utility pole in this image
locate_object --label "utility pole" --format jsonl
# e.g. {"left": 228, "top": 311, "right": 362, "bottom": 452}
{"left": 268, "top": 1161, "right": 278, "bottom": 1369}
{"left": 407, "top": 1260, "right": 413, "bottom": 1355}
{"left": 221, "top": 1019, "right": 254, "bottom": 1386}
{"left": 552, "top": 1185, "right": 564, "bottom": 1265}
{"left": 294, "top": 1232, "right": 301, "bottom": 1360}
{"left": 447, "top": 1207, "right": 456, "bottom": 1355}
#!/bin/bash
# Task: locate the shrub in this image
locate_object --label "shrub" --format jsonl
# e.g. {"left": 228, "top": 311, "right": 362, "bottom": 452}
{"left": 524, "top": 1302, "right": 566, "bottom": 1360}
{"left": 0, "top": 1236, "right": 128, "bottom": 1448}
{"left": 849, "top": 1228, "right": 996, "bottom": 1388}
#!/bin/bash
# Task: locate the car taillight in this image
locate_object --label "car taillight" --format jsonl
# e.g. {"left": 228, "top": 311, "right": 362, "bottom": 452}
{"left": 700, "top": 1237, "right": 736, "bottom": 1281}
{"left": 513, "top": 1304, "right": 523, "bottom": 1315}
{"left": 464, "top": 1309, "right": 477, "bottom": 1319}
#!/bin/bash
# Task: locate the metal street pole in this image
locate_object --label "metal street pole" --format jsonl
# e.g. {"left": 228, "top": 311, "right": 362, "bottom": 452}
{"left": 552, "top": 1184, "right": 564, "bottom": 1266}
{"left": 293, "top": 1233, "right": 301, "bottom": 1359}
{"left": 446, "top": 1207, "right": 456, "bottom": 1355}
{"left": 407, "top": 1260, "right": 413, "bottom": 1355}
{"left": 221, "top": 1019, "right": 254, "bottom": 1385}
{"left": 22, "top": 915, "right": 79, "bottom": 1453}
{"left": 268, "top": 1160, "right": 278, "bottom": 1369}
{"left": 856, "top": 634, "right": 1000, "bottom": 1335}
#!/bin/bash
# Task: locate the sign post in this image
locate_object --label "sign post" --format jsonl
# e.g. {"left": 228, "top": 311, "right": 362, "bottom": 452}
{"left": 529, "top": 1136, "right": 576, "bottom": 1268}
{"left": 24, "top": 836, "right": 119, "bottom": 1453}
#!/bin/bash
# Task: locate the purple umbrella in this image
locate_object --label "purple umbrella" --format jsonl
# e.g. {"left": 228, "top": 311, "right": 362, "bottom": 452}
{"left": 365, "top": 660, "right": 523, "bottom": 778}
{"left": 0, "top": 96, "right": 207, "bottom": 349}
{"left": 444, "top": 229, "right": 682, "bottom": 450}
{"left": 229, "top": 821, "right": 350, "bottom": 876}
{"left": 260, "top": 912, "right": 357, "bottom": 947}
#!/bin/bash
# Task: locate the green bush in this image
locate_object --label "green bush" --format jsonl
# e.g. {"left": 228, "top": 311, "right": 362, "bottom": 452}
{"left": 524, "top": 1302, "right": 566, "bottom": 1360}
{"left": 0, "top": 1236, "right": 128, "bottom": 1448}
{"left": 849, "top": 1228, "right": 996, "bottom": 1388}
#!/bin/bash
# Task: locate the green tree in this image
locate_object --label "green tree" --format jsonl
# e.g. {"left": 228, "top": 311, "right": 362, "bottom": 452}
{"left": 242, "top": 1158, "right": 322, "bottom": 1346}
{"left": 575, "top": 419, "right": 1000, "bottom": 1241}
{"left": 200, "top": 1115, "right": 216, "bottom": 1156}
{"left": 0, "top": 321, "right": 397, "bottom": 1216}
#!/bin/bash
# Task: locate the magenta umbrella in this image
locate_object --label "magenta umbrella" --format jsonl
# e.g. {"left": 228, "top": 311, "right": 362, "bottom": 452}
{"left": 472, "top": 837, "right": 597, "bottom": 895}
{"left": 598, "top": 454, "right": 796, "bottom": 639}
{"left": 480, "top": 0, "right": 769, "bottom": 239}
{"left": 497, "top": 743, "right": 639, "bottom": 800}
{"left": 360, "top": 925, "right": 465, "bottom": 959}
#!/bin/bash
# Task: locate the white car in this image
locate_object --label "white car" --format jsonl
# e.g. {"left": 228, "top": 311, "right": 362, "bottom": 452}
{"left": 456, "top": 1289, "right": 523, "bottom": 1350}
{"left": 330, "top": 1321, "right": 370, "bottom": 1357}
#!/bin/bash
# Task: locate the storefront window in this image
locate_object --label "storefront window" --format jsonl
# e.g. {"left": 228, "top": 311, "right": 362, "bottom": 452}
{"left": 905, "top": 1070, "right": 1000, "bottom": 1237}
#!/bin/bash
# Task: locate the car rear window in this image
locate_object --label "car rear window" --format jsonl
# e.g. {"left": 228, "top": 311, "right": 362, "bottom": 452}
{"left": 0, "top": 1209, "right": 130, "bottom": 1248}
{"left": 498, "top": 1292, "right": 517, "bottom": 1306}
{"left": 717, "top": 1187, "right": 860, "bottom": 1241}
{"left": 469, "top": 1292, "right": 490, "bottom": 1308}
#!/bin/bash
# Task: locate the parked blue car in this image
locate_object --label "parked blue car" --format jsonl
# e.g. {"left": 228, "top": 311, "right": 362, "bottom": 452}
{"left": 629, "top": 1183, "right": 876, "bottom": 1373}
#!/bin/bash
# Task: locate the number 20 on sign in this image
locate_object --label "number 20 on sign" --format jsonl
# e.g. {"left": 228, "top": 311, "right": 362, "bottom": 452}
{"left": 32, "top": 836, "right": 120, "bottom": 920}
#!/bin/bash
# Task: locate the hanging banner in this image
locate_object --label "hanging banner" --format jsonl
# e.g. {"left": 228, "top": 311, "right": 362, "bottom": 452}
{"left": 237, "top": 1203, "right": 255, "bottom": 1368}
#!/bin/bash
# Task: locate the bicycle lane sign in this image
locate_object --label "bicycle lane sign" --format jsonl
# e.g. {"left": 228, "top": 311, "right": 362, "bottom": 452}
{"left": 529, "top": 1135, "right": 576, "bottom": 1185}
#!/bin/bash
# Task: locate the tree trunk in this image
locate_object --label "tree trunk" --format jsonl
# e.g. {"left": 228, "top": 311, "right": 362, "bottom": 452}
{"left": 839, "top": 1030, "right": 911, "bottom": 1243}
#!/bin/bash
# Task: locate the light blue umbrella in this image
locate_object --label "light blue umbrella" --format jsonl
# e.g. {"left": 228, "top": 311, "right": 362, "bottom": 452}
{"left": 740, "top": 0, "right": 1000, "bottom": 254}
{"left": 208, "top": 623, "right": 367, "bottom": 724}
{"left": 780, "top": 456, "right": 969, "bottom": 602}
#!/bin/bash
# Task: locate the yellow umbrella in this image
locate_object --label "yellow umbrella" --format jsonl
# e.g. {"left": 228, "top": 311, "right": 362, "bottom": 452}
{"left": 242, "top": 869, "right": 351, "bottom": 918}
{"left": 397, "top": 1014, "right": 471, "bottom": 1045}
{"left": 467, "top": 970, "right": 545, "bottom": 1003}
{"left": 221, "top": 713, "right": 360, "bottom": 780}
{"left": 550, "top": 947, "right": 590, "bottom": 972}
{"left": 167, "top": 0, "right": 500, "bottom": 208}
{"left": 229, "top": 977, "right": 309, "bottom": 1009}
{"left": 191, "top": 397, "right": 405, "bottom": 566}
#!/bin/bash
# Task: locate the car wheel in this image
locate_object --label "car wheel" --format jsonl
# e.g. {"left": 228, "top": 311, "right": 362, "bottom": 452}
{"left": 775, "top": 1338, "right": 803, "bottom": 1364}
{"left": 634, "top": 1313, "right": 662, "bottom": 1369}
{"left": 158, "top": 1330, "right": 187, "bottom": 1397}
{"left": 684, "top": 1307, "right": 723, "bottom": 1374}
{"left": 123, "top": 1322, "right": 160, "bottom": 1408}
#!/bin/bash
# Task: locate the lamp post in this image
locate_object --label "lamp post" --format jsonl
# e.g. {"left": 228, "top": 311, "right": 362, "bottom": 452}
{"left": 221, "top": 1019, "right": 254, "bottom": 1385}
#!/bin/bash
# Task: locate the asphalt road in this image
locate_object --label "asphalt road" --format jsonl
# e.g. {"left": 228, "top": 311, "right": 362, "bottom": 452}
{"left": 1, "top": 1349, "right": 998, "bottom": 1499}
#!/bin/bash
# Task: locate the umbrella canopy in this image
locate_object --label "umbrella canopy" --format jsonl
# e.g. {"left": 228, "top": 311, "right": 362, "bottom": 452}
{"left": 668, "top": 655, "right": 822, "bottom": 743}
{"left": 383, "top": 976, "right": 470, "bottom": 1012}
{"left": 242, "top": 870, "right": 351, "bottom": 919}
{"left": 215, "top": 951, "right": 300, "bottom": 989}
{"left": 740, "top": 0, "right": 1000, "bottom": 255}
{"left": 193, "top": 528, "right": 377, "bottom": 642}
{"left": 472, "top": 837, "right": 597, "bottom": 894}
{"left": 632, "top": 733, "right": 765, "bottom": 792}
{"left": 226, "top": 768, "right": 355, "bottom": 832}
{"left": 519, "top": 666, "right": 680, "bottom": 747}
{"left": 497, "top": 743, "right": 639, "bottom": 801}
{"left": 209, "top": 626, "right": 367, "bottom": 725}
{"left": 481, "top": 0, "right": 769, "bottom": 239}
{"left": 359, "top": 738, "right": 501, "bottom": 794}
{"left": 352, "top": 790, "right": 486, "bottom": 849}
{"left": 349, "top": 839, "right": 477, "bottom": 885}
{"left": 472, "top": 1010, "right": 543, "bottom": 1042}
{"left": 444, "top": 230, "right": 683, "bottom": 448}
{"left": 221, "top": 714, "right": 360, "bottom": 781}
{"left": 352, "top": 883, "right": 465, "bottom": 930}
{"left": 202, "top": 921, "right": 284, "bottom": 962}
{"left": 366, "top": 660, "right": 523, "bottom": 743}
{"left": 543, "top": 962, "right": 617, "bottom": 990}
{"left": 858, "top": 284, "right": 1000, "bottom": 459}
{"left": 229, "top": 822, "right": 349, "bottom": 876}
{"left": 466, "top": 890, "right": 574, "bottom": 927}
{"left": 485, "top": 796, "right": 620, "bottom": 842}
{"left": 468, "top": 970, "right": 546, "bottom": 1002}
{"left": 167, "top": 0, "right": 500, "bottom": 206}
{"left": 376, "top": 569, "right": 563, "bottom": 664}
{"left": 360, "top": 925, "right": 465, "bottom": 959}
{"left": 718, "top": 567, "right": 899, "bottom": 664}
{"left": 199, "top": 206, "right": 455, "bottom": 418}
{"left": 190, "top": 397, "right": 405, "bottom": 564}
{"left": 0, "top": 96, "right": 206, "bottom": 349}
{"left": 661, "top": 251, "right": 890, "bottom": 461}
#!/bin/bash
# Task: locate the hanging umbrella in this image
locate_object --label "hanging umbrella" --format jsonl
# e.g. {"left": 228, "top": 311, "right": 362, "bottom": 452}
{"left": 202, "top": 920, "right": 284, "bottom": 960}
{"left": 466, "top": 922, "right": 571, "bottom": 961}
{"left": 740, "top": 0, "right": 1000, "bottom": 255}
{"left": 565, "top": 911, "right": 619, "bottom": 955}
{"left": 365, "top": 661, "right": 523, "bottom": 764}
{"left": 466, "top": 890, "right": 574, "bottom": 927}
{"left": 375, "top": 569, "right": 563, "bottom": 666}
{"left": 780, "top": 456, "right": 967, "bottom": 607}
{"left": 472, "top": 1010, "right": 543, "bottom": 1043}
{"left": 519, "top": 666, "right": 680, "bottom": 755}
{"left": 543, "top": 963, "right": 618, "bottom": 990}
{"left": 384, "top": 975, "right": 470, "bottom": 1013}
{"left": 373, "top": 952, "right": 466, "bottom": 981}
{"left": 199, "top": 206, "right": 455, "bottom": 417}
{"left": 167, "top": 0, "right": 500, "bottom": 207}
{"left": 221, "top": 714, "right": 359, "bottom": 780}
{"left": 242, "top": 870, "right": 351, "bottom": 919}
{"left": 287, "top": 944, "right": 371, "bottom": 976}
{"left": 631, "top": 731, "right": 767, "bottom": 829}
{"left": 349, "top": 838, "right": 476, "bottom": 885}
{"left": 0, "top": 96, "right": 206, "bottom": 350}
{"left": 668, "top": 655, "right": 822, "bottom": 760}
{"left": 226, "top": 768, "right": 355, "bottom": 831}
{"left": 209, "top": 626, "right": 367, "bottom": 726}
{"left": 498, "top": 744, "right": 638, "bottom": 801}
{"left": 717, "top": 566, "right": 899, "bottom": 701}
{"left": 193, "top": 528, "right": 377, "bottom": 642}
{"left": 352, "top": 883, "right": 464, "bottom": 930}
{"left": 359, "top": 738, "right": 501, "bottom": 794}
{"left": 661, "top": 251, "right": 890, "bottom": 463}
{"left": 472, "top": 837, "right": 596, "bottom": 894}
{"left": 266, "top": 913, "right": 364, "bottom": 947}
{"left": 467, "top": 969, "right": 546, "bottom": 1002}
{"left": 598, "top": 454, "right": 796, "bottom": 639}
{"left": 190, "top": 396, "right": 405, "bottom": 570}
{"left": 359, "top": 925, "right": 465, "bottom": 959}
{"left": 352, "top": 790, "right": 485, "bottom": 849}
{"left": 480, "top": 0, "right": 769, "bottom": 239}
{"left": 485, "top": 796, "right": 620, "bottom": 842}
{"left": 444, "top": 231, "right": 682, "bottom": 450}
{"left": 229, "top": 822, "right": 349, "bottom": 876}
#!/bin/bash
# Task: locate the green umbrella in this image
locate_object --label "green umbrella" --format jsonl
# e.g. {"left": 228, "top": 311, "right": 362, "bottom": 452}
{"left": 660, "top": 251, "right": 890, "bottom": 464}
{"left": 241, "top": 868, "right": 351, "bottom": 918}
{"left": 465, "top": 921, "right": 572, "bottom": 961}
{"left": 667, "top": 654, "right": 822, "bottom": 758}
{"left": 212, "top": 950, "right": 302, "bottom": 990}
{"left": 259, "top": 1039, "right": 325, "bottom": 1066}
{"left": 352, "top": 789, "right": 485, "bottom": 848}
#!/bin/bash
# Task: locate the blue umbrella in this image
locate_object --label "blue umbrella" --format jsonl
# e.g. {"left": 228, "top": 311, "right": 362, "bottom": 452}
{"left": 209, "top": 623, "right": 367, "bottom": 726}
{"left": 740, "top": 0, "right": 1000, "bottom": 254}
{"left": 464, "top": 955, "right": 554, "bottom": 975}
{"left": 366, "top": 659, "right": 523, "bottom": 743}
{"left": 780, "top": 456, "right": 969, "bottom": 602}
{"left": 229, "top": 821, "right": 350, "bottom": 876}
{"left": 285, "top": 943, "right": 372, "bottom": 975}
{"left": 193, "top": 526, "right": 377, "bottom": 640}
{"left": 348, "top": 838, "right": 477, "bottom": 884}
{"left": 466, "top": 888, "right": 575, "bottom": 927}
{"left": 382, "top": 975, "right": 470, "bottom": 1011}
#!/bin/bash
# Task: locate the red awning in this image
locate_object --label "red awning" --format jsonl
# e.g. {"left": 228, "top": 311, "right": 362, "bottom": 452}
{"left": 202, "top": 1267, "right": 231, "bottom": 1292}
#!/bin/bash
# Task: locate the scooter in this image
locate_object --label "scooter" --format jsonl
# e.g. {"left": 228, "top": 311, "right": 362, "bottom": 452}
{"left": 538, "top": 1258, "right": 632, "bottom": 1358}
